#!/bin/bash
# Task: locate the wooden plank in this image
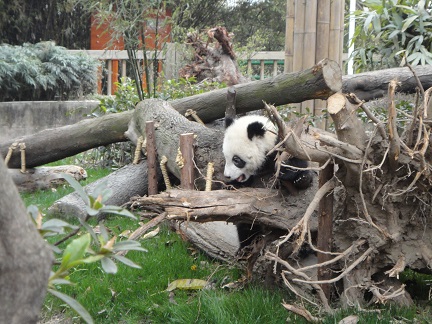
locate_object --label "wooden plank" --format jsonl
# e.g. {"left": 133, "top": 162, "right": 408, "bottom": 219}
{"left": 317, "top": 162, "right": 334, "bottom": 300}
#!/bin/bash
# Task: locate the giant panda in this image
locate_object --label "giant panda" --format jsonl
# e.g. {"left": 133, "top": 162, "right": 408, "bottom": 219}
{"left": 222, "top": 114, "right": 314, "bottom": 249}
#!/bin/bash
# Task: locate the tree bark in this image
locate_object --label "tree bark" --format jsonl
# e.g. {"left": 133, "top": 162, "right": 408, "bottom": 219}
{"left": 0, "top": 156, "right": 53, "bottom": 323}
{"left": 1, "top": 111, "right": 133, "bottom": 169}
{"left": 126, "top": 99, "right": 226, "bottom": 189}
{"left": 130, "top": 188, "right": 318, "bottom": 231}
{"left": 173, "top": 58, "right": 342, "bottom": 122}
{"left": 8, "top": 165, "right": 87, "bottom": 192}
{"left": 342, "top": 64, "right": 432, "bottom": 101}
{"left": 47, "top": 161, "right": 161, "bottom": 220}
{"left": 126, "top": 92, "right": 432, "bottom": 310}
{"left": 1, "top": 59, "right": 342, "bottom": 169}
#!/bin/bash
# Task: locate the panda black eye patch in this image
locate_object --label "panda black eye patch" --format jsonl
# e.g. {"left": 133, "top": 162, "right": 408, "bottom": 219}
{"left": 232, "top": 155, "right": 246, "bottom": 168}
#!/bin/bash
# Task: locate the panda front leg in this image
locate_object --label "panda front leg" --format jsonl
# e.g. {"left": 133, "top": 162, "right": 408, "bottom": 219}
{"left": 236, "top": 222, "right": 263, "bottom": 250}
{"left": 278, "top": 157, "right": 315, "bottom": 192}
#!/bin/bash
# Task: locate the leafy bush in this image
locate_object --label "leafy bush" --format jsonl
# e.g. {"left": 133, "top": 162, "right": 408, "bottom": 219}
{"left": 0, "top": 41, "right": 100, "bottom": 101}
{"left": 96, "top": 77, "right": 139, "bottom": 114}
{"left": 158, "top": 76, "right": 226, "bottom": 100}
{"left": 351, "top": 0, "right": 432, "bottom": 72}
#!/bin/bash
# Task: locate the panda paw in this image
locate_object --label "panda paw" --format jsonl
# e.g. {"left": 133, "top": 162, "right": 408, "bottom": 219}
{"left": 292, "top": 170, "right": 314, "bottom": 190}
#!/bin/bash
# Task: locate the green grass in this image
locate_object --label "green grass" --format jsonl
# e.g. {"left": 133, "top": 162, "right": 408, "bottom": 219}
{"left": 20, "top": 162, "right": 432, "bottom": 324}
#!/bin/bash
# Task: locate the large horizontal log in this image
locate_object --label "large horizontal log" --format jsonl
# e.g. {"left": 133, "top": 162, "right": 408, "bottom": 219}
{"left": 1, "top": 111, "right": 133, "bottom": 169}
{"left": 172, "top": 58, "right": 342, "bottom": 122}
{"left": 1, "top": 59, "right": 341, "bottom": 168}
{"left": 131, "top": 187, "right": 318, "bottom": 232}
{"left": 342, "top": 64, "right": 432, "bottom": 102}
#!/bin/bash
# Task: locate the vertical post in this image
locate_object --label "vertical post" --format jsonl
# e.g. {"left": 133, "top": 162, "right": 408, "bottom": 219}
{"left": 260, "top": 60, "right": 265, "bottom": 80}
{"left": 247, "top": 59, "right": 252, "bottom": 77}
{"left": 121, "top": 60, "right": 127, "bottom": 79}
{"left": 111, "top": 60, "right": 119, "bottom": 94}
{"left": 107, "top": 59, "right": 112, "bottom": 96}
{"left": 146, "top": 121, "right": 158, "bottom": 195}
{"left": 317, "top": 162, "right": 334, "bottom": 300}
{"left": 179, "top": 133, "right": 195, "bottom": 190}
{"left": 347, "top": 0, "right": 357, "bottom": 75}
{"left": 273, "top": 60, "right": 278, "bottom": 77}
{"left": 97, "top": 64, "right": 103, "bottom": 94}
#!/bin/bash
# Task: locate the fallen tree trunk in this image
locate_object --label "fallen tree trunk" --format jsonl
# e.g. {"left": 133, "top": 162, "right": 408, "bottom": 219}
{"left": 342, "top": 64, "right": 432, "bottom": 102}
{"left": 1, "top": 59, "right": 341, "bottom": 169}
{"left": 47, "top": 161, "right": 159, "bottom": 220}
{"left": 0, "top": 156, "right": 53, "bottom": 323}
{"left": 130, "top": 187, "right": 318, "bottom": 231}
{"left": 9, "top": 165, "right": 87, "bottom": 192}
{"left": 1, "top": 111, "right": 133, "bottom": 169}
{"left": 125, "top": 92, "right": 432, "bottom": 310}
{"left": 172, "top": 58, "right": 341, "bottom": 122}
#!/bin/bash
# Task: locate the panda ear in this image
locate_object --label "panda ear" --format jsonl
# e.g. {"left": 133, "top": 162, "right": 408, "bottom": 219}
{"left": 225, "top": 116, "right": 234, "bottom": 129}
{"left": 247, "top": 121, "right": 266, "bottom": 140}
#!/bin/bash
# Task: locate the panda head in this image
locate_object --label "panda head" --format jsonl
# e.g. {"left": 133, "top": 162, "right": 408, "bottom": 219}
{"left": 223, "top": 115, "right": 277, "bottom": 183}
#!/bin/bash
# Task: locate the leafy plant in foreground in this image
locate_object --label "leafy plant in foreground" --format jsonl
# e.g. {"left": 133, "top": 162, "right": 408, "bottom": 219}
{"left": 29, "top": 174, "right": 146, "bottom": 324}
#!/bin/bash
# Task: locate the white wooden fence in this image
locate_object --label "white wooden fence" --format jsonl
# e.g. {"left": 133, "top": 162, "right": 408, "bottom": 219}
{"left": 70, "top": 45, "right": 285, "bottom": 95}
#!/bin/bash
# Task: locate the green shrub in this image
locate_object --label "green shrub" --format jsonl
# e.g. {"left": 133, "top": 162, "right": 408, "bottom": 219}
{"left": 353, "top": 0, "right": 432, "bottom": 71}
{"left": 0, "top": 41, "right": 100, "bottom": 101}
{"left": 351, "top": 0, "right": 432, "bottom": 72}
{"left": 158, "top": 76, "right": 226, "bottom": 100}
{"left": 95, "top": 77, "right": 140, "bottom": 114}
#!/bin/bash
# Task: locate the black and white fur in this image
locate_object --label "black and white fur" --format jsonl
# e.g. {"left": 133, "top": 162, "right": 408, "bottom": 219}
{"left": 223, "top": 115, "right": 313, "bottom": 248}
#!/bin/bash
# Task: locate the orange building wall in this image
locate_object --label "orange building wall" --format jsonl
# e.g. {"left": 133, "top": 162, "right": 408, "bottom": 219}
{"left": 90, "top": 10, "right": 171, "bottom": 94}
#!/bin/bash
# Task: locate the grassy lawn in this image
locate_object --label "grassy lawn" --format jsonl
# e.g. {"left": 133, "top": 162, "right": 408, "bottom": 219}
{"left": 21, "top": 164, "right": 432, "bottom": 323}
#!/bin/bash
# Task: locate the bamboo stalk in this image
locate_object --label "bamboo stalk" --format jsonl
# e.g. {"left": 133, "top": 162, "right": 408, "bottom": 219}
{"left": 292, "top": 0, "right": 306, "bottom": 114}
{"left": 284, "top": 0, "right": 295, "bottom": 73}
{"left": 316, "top": 0, "right": 331, "bottom": 62}
{"left": 314, "top": 0, "right": 331, "bottom": 129}
{"left": 329, "top": 0, "right": 344, "bottom": 65}
{"left": 293, "top": 0, "right": 306, "bottom": 72}
{"left": 302, "top": 0, "right": 318, "bottom": 114}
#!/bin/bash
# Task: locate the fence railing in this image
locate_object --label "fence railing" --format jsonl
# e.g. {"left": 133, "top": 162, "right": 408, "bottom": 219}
{"left": 70, "top": 46, "right": 286, "bottom": 95}
{"left": 71, "top": 46, "right": 348, "bottom": 95}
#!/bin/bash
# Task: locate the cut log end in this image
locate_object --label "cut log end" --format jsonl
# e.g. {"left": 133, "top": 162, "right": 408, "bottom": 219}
{"left": 320, "top": 59, "right": 343, "bottom": 94}
{"left": 327, "top": 93, "right": 347, "bottom": 115}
